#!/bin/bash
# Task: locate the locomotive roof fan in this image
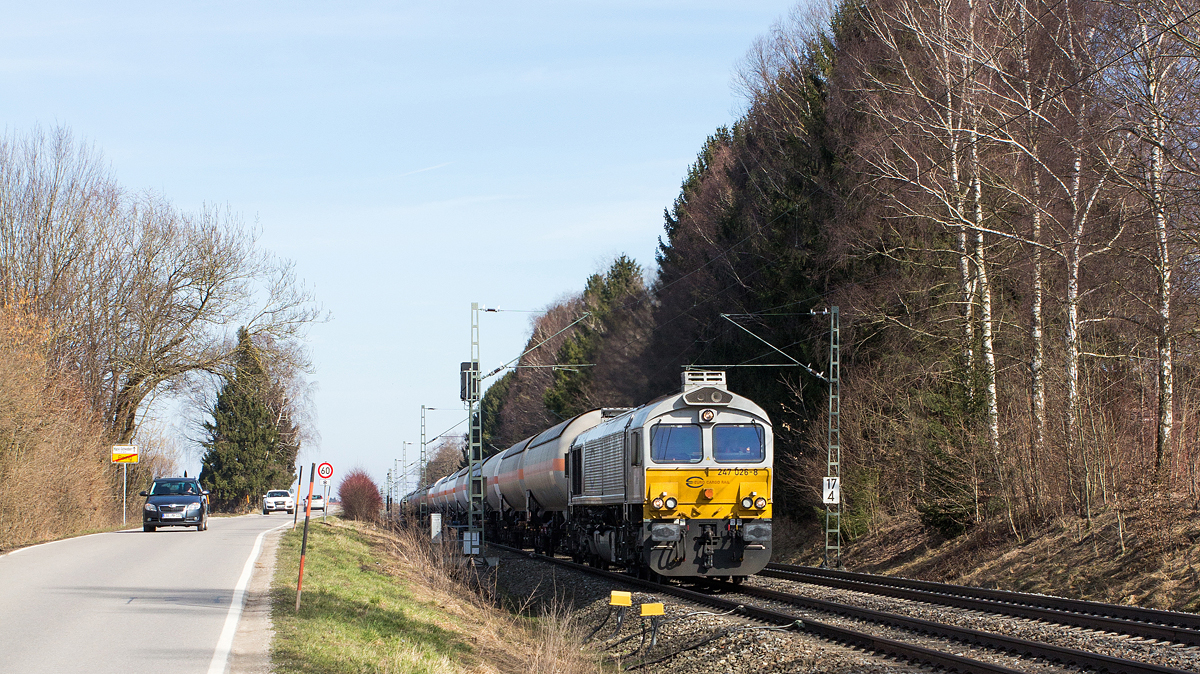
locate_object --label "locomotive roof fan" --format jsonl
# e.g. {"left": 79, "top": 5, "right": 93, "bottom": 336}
{"left": 681, "top": 369, "right": 726, "bottom": 391}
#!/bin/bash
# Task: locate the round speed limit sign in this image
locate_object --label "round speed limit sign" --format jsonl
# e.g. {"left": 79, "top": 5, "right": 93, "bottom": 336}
{"left": 317, "top": 462, "right": 333, "bottom": 480}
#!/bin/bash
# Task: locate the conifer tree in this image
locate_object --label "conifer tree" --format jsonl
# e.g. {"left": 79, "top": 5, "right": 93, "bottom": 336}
{"left": 543, "top": 256, "right": 643, "bottom": 418}
{"left": 199, "top": 328, "right": 291, "bottom": 511}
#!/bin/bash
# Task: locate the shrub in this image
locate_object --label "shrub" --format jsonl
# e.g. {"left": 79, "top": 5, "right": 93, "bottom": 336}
{"left": 0, "top": 308, "right": 119, "bottom": 550}
{"left": 338, "top": 469, "right": 382, "bottom": 521}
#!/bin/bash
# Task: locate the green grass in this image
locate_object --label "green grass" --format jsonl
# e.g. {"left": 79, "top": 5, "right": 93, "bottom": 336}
{"left": 270, "top": 520, "right": 472, "bottom": 674}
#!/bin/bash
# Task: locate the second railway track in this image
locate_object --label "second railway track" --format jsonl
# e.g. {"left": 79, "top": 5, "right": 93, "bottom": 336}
{"left": 764, "top": 563, "right": 1200, "bottom": 646}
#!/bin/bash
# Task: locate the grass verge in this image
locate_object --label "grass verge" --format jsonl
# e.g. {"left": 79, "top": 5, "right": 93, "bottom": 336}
{"left": 271, "top": 517, "right": 602, "bottom": 674}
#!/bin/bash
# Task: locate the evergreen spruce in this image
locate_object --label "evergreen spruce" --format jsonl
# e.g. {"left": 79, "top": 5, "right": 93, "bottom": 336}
{"left": 199, "top": 328, "right": 292, "bottom": 511}
{"left": 543, "top": 256, "right": 643, "bottom": 419}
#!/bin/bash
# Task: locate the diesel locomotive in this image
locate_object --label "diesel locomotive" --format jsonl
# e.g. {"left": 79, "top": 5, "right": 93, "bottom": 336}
{"left": 409, "top": 370, "right": 773, "bottom": 579}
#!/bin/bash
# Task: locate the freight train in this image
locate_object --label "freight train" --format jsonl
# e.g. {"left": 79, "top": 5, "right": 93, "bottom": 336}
{"left": 408, "top": 370, "right": 772, "bottom": 579}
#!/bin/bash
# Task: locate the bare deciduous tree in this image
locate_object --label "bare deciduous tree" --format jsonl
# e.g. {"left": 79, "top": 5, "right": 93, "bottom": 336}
{"left": 0, "top": 126, "right": 322, "bottom": 445}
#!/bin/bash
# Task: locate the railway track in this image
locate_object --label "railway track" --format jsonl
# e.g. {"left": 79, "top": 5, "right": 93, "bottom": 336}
{"left": 765, "top": 563, "right": 1200, "bottom": 646}
{"left": 493, "top": 544, "right": 1195, "bottom": 673}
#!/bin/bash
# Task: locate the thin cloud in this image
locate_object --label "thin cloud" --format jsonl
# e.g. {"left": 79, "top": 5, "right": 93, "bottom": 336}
{"left": 397, "top": 162, "right": 452, "bottom": 178}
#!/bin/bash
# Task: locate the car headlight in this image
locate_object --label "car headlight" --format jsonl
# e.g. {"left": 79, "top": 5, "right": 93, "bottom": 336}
{"left": 740, "top": 497, "right": 753, "bottom": 509}
{"left": 754, "top": 497, "right": 767, "bottom": 509}
{"left": 187, "top": 503, "right": 201, "bottom": 513}
{"left": 144, "top": 503, "right": 157, "bottom": 512}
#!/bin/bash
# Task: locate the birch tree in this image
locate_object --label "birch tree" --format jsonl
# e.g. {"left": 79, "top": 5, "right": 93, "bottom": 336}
{"left": 852, "top": 0, "right": 1015, "bottom": 516}
{"left": 1101, "top": 0, "right": 1200, "bottom": 482}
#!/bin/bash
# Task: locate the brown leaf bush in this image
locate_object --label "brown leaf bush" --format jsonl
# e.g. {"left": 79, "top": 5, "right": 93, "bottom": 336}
{"left": 338, "top": 468, "right": 382, "bottom": 521}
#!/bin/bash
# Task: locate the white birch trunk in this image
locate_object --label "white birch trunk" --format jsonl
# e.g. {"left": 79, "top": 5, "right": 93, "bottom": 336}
{"left": 1139, "top": 20, "right": 1174, "bottom": 481}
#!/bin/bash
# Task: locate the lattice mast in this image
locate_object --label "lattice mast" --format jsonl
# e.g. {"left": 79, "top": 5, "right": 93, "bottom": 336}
{"left": 824, "top": 306, "right": 841, "bottom": 567}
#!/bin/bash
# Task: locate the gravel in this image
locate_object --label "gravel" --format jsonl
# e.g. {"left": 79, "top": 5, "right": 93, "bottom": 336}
{"left": 491, "top": 547, "right": 1200, "bottom": 673}
{"left": 492, "top": 548, "right": 931, "bottom": 674}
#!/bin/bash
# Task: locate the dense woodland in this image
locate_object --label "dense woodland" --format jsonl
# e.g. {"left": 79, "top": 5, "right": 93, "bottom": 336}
{"left": 0, "top": 127, "right": 319, "bottom": 547}
{"left": 478, "top": 0, "right": 1200, "bottom": 542}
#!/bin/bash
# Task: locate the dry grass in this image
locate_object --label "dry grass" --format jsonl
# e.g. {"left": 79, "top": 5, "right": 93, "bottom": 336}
{"left": 783, "top": 506, "right": 1200, "bottom": 612}
{"left": 272, "top": 517, "right": 602, "bottom": 674}
{"left": 383, "top": 523, "right": 603, "bottom": 674}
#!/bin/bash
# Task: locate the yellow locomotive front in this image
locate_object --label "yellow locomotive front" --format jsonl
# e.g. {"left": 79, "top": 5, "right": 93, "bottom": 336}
{"left": 567, "top": 371, "right": 773, "bottom": 579}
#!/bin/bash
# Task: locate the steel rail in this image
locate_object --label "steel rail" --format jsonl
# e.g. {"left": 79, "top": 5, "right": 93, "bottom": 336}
{"left": 711, "top": 578, "right": 1194, "bottom": 674}
{"left": 490, "top": 544, "right": 1029, "bottom": 674}
{"left": 761, "top": 565, "right": 1200, "bottom": 646}
{"left": 771, "top": 563, "right": 1200, "bottom": 631}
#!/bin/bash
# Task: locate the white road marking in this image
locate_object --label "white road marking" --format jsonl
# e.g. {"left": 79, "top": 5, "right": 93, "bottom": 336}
{"left": 207, "top": 521, "right": 292, "bottom": 674}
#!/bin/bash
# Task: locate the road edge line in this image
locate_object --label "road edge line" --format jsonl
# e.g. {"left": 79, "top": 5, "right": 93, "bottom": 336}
{"left": 207, "top": 521, "right": 292, "bottom": 674}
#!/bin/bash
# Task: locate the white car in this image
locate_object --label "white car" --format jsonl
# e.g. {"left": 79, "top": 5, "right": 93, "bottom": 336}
{"left": 304, "top": 493, "right": 325, "bottom": 511}
{"left": 262, "top": 490, "right": 295, "bottom": 515}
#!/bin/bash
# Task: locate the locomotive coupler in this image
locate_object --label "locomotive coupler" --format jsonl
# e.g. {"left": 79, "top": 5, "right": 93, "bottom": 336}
{"left": 698, "top": 523, "right": 718, "bottom": 570}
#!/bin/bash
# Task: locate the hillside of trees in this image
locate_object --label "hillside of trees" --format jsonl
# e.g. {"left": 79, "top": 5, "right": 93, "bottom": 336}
{"left": 481, "top": 0, "right": 1200, "bottom": 546}
{"left": 0, "top": 127, "right": 320, "bottom": 546}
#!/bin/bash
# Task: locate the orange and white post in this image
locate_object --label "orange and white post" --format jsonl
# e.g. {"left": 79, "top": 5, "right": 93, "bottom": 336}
{"left": 295, "top": 462, "right": 316, "bottom": 612}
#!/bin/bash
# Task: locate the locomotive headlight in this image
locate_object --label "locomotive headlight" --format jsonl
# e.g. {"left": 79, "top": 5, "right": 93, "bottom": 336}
{"left": 754, "top": 497, "right": 767, "bottom": 509}
{"left": 699, "top": 408, "right": 716, "bottom": 423}
{"left": 740, "top": 497, "right": 753, "bottom": 509}
{"left": 652, "top": 497, "right": 665, "bottom": 509}
{"left": 665, "top": 497, "right": 678, "bottom": 509}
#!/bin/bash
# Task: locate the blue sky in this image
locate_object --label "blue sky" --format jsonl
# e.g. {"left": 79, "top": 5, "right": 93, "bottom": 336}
{"left": 0, "top": 2, "right": 801, "bottom": 490}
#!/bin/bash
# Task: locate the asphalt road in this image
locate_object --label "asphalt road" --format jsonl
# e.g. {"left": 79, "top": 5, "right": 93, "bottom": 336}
{"left": 0, "top": 513, "right": 292, "bottom": 674}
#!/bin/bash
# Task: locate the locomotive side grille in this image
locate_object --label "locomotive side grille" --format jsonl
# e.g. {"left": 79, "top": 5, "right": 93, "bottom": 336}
{"left": 583, "top": 438, "right": 602, "bottom": 495}
{"left": 599, "top": 434, "right": 623, "bottom": 494}
{"left": 582, "top": 432, "right": 624, "bottom": 496}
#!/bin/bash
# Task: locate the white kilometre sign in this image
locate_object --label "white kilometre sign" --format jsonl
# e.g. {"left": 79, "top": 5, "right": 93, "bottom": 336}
{"left": 430, "top": 513, "right": 442, "bottom": 543}
{"left": 822, "top": 476, "right": 841, "bottom": 505}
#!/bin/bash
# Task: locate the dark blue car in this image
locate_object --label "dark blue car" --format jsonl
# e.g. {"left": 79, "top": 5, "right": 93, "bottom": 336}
{"left": 140, "top": 477, "right": 209, "bottom": 532}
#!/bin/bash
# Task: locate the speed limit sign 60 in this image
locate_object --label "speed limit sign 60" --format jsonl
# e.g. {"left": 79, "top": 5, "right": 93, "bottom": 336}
{"left": 317, "top": 462, "right": 333, "bottom": 480}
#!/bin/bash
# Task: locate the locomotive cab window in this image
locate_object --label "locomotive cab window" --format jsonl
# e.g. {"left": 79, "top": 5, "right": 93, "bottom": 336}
{"left": 713, "top": 424, "right": 766, "bottom": 463}
{"left": 650, "top": 424, "right": 701, "bottom": 463}
{"left": 629, "top": 431, "right": 641, "bottom": 466}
